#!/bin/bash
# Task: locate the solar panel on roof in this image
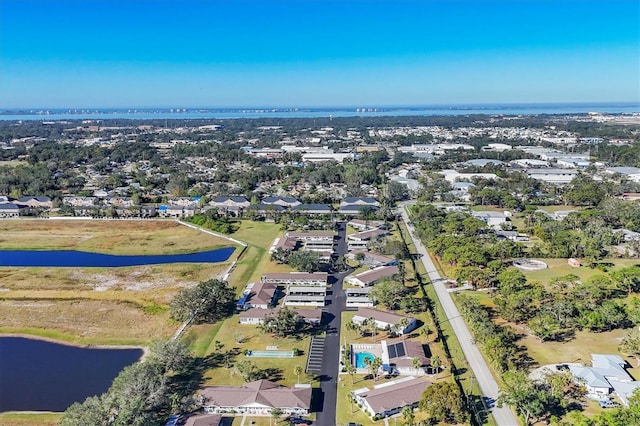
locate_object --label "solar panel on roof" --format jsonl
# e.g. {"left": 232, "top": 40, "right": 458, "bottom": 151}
{"left": 388, "top": 344, "right": 397, "bottom": 359}
{"left": 395, "top": 344, "right": 406, "bottom": 357}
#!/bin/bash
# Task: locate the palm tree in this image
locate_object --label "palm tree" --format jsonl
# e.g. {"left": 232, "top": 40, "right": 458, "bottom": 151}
{"left": 365, "top": 317, "right": 377, "bottom": 342}
{"left": 270, "top": 407, "right": 283, "bottom": 426}
{"left": 411, "top": 357, "right": 422, "bottom": 373}
{"left": 346, "top": 363, "right": 357, "bottom": 385}
{"left": 294, "top": 365, "right": 303, "bottom": 384}
{"left": 401, "top": 405, "right": 415, "bottom": 426}
{"left": 398, "top": 318, "right": 410, "bottom": 339}
{"left": 346, "top": 320, "right": 360, "bottom": 340}
{"left": 370, "top": 357, "right": 383, "bottom": 381}
{"left": 430, "top": 355, "right": 442, "bottom": 378}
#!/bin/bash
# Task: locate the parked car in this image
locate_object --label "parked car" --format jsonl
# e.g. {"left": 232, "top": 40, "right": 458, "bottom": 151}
{"left": 599, "top": 399, "right": 619, "bottom": 408}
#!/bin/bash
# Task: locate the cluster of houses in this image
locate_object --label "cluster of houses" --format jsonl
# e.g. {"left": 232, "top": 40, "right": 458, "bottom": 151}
{"left": 209, "top": 195, "right": 380, "bottom": 217}
{"left": 0, "top": 196, "right": 52, "bottom": 218}
{"left": 0, "top": 194, "right": 382, "bottom": 220}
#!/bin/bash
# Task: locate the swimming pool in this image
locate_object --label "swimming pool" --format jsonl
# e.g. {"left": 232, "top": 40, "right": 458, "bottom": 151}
{"left": 355, "top": 352, "right": 376, "bottom": 368}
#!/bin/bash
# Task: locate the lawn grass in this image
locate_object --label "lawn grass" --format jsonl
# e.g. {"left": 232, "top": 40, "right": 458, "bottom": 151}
{"left": 196, "top": 313, "right": 312, "bottom": 387}
{"left": 521, "top": 258, "right": 638, "bottom": 284}
{"left": 0, "top": 219, "right": 236, "bottom": 254}
{"left": 226, "top": 221, "right": 292, "bottom": 291}
{"left": 520, "top": 328, "right": 629, "bottom": 367}
{"left": 0, "top": 412, "right": 63, "bottom": 426}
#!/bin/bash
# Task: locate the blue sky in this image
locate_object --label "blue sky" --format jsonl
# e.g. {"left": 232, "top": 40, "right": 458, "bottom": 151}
{"left": 1, "top": 0, "right": 638, "bottom": 108}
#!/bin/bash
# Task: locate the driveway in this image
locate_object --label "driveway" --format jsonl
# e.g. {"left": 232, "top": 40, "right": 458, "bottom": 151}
{"left": 398, "top": 201, "right": 519, "bottom": 426}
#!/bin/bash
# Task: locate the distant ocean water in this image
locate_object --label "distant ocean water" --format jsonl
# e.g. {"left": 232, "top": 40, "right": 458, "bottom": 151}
{"left": 0, "top": 103, "right": 638, "bottom": 121}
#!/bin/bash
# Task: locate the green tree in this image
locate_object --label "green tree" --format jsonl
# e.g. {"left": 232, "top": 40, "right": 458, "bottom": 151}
{"left": 620, "top": 329, "right": 640, "bottom": 367}
{"left": 497, "top": 371, "right": 558, "bottom": 426}
{"left": 401, "top": 404, "right": 415, "bottom": 426}
{"left": 170, "top": 279, "right": 236, "bottom": 324}
{"left": 270, "top": 407, "right": 283, "bottom": 426}
{"left": 370, "top": 279, "right": 408, "bottom": 310}
{"left": 287, "top": 250, "right": 322, "bottom": 272}
{"left": 430, "top": 355, "right": 442, "bottom": 378}
{"left": 294, "top": 365, "right": 303, "bottom": 384}
{"left": 419, "top": 382, "right": 467, "bottom": 424}
{"left": 260, "top": 307, "right": 303, "bottom": 338}
{"left": 346, "top": 363, "right": 357, "bottom": 385}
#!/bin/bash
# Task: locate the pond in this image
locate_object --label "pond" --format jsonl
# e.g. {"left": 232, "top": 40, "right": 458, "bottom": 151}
{"left": 0, "top": 247, "right": 235, "bottom": 267}
{"left": 0, "top": 337, "right": 144, "bottom": 412}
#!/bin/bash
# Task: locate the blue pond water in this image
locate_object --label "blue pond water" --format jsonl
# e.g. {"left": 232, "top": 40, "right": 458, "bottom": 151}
{"left": 0, "top": 337, "right": 143, "bottom": 412}
{"left": 355, "top": 352, "right": 376, "bottom": 368}
{"left": 0, "top": 247, "right": 235, "bottom": 267}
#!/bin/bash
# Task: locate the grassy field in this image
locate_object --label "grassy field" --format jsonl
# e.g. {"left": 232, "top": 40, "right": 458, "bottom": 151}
{"left": 0, "top": 219, "right": 240, "bottom": 346}
{"left": 521, "top": 258, "right": 638, "bottom": 284}
{"left": 0, "top": 219, "right": 235, "bottom": 254}
{"left": 0, "top": 299, "right": 176, "bottom": 345}
{"left": 226, "top": 221, "right": 292, "bottom": 291}
{"left": 0, "top": 413, "right": 63, "bottom": 426}
{"left": 194, "top": 313, "right": 313, "bottom": 387}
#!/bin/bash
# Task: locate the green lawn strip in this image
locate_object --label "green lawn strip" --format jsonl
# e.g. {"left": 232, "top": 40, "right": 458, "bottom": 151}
{"left": 0, "top": 412, "right": 63, "bottom": 426}
{"left": 186, "top": 322, "right": 225, "bottom": 358}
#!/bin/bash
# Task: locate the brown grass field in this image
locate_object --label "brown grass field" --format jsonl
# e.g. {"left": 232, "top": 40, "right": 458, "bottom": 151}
{"left": 0, "top": 219, "right": 233, "bottom": 254}
{"left": 0, "top": 219, "right": 240, "bottom": 345}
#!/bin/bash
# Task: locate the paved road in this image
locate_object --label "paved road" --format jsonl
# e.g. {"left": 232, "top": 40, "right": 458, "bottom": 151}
{"left": 315, "top": 222, "right": 351, "bottom": 426}
{"left": 398, "top": 201, "right": 520, "bottom": 426}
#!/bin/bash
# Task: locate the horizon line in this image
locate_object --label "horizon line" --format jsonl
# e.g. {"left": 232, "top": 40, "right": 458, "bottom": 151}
{"left": 2, "top": 100, "right": 640, "bottom": 111}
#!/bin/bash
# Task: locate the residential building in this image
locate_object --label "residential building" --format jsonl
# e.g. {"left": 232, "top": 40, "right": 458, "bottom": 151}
{"left": 17, "top": 196, "right": 52, "bottom": 209}
{"left": 352, "top": 307, "right": 417, "bottom": 335}
{"left": 291, "top": 204, "right": 332, "bottom": 215}
{"left": 182, "top": 414, "right": 223, "bottom": 426}
{"left": 525, "top": 168, "right": 578, "bottom": 185}
{"left": 208, "top": 196, "right": 251, "bottom": 213}
{"left": 472, "top": 211, "right": 510, "bottom": 229}
{"left": 200, "top": 380, "right": 312, "bottom": 416}
{"left": 0, "top": 203, "right": 26, "bottom": 218}
{"left": 261, "top": 196, "right": 302, "bottom": 208}
{"left": 347, "top": 228, "right": 390, "bottom": 252}
{"left": 283, "top": 286, "right": 326, "bottom": 307}
{"left": 261, "top": 272, "right": 328, "bottom": 286}
{"left": 381, "top": 339, "right": 430, "bottom": 375}
{"left": 352, "top": 377, "right": 431, "bottom": 418}
{"left": 302, "top": 152, "right": 355, "bottom": 163}
{"left": 439, "top": 170, "right": 499, "bottom": 183}
{"left": 238, "top": 307, "right": 322, "bottom": 325}
{"left": 348, "top": 251, "right": 398, "bottom": 268}
{"left": 348, "top": 219, "right": 385, "bottom": 231}
{"left": 345, "top": 287, "right": 374, "bottom": 308}
{"left": 236, "top": 282, "right": 277, "bottom": 311}
{"left": 340, "top": 197, "right": 380, "bottom": 208}
{"left": 605, "top": 167, "right": 640, "bottom": 183}
{"left": 346, "top": 265, "right": 399, "bottom": 287}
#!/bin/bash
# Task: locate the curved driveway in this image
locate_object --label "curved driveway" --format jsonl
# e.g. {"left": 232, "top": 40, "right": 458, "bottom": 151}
{"left": 398, "top": 201, "right": 519, "bottom": 426}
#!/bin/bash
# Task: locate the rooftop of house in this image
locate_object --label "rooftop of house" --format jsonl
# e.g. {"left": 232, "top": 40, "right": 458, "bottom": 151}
{"left": 351, "top": 265, "right": 399, "bottom": 284}
{"left": 354, "top": 307, "right": 413, "bottom": 325}
{"left": 354, "top": 377, "right": 431, "bottom": 414}
{"left": 199, "top": 380, "right": 312, "bottom": 410}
